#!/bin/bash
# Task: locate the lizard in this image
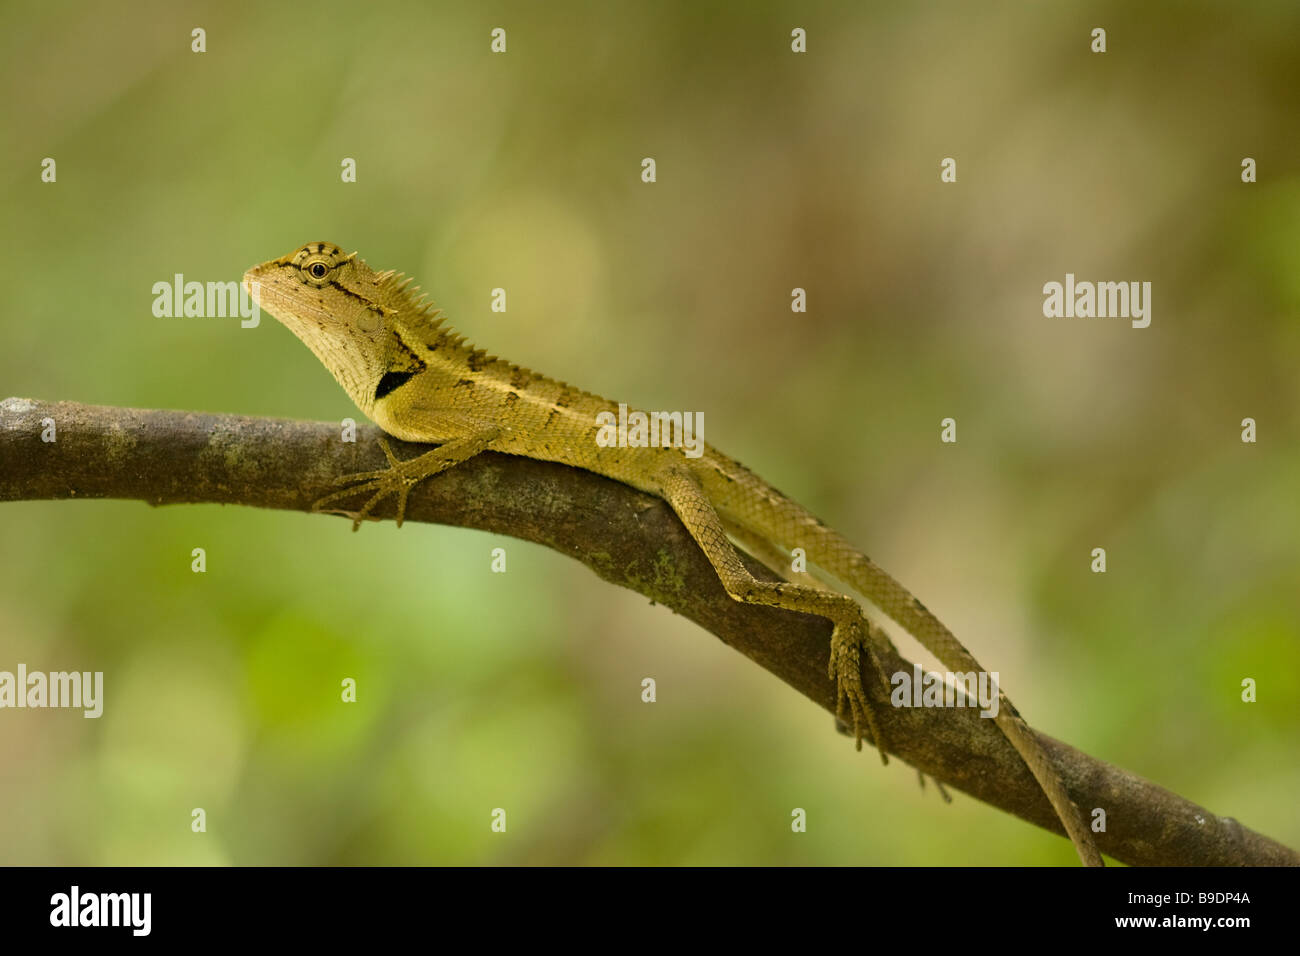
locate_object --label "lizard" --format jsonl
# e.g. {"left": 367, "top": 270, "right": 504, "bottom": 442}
{"left": 244, "top": 241, "right": 1104, "bottom": 866}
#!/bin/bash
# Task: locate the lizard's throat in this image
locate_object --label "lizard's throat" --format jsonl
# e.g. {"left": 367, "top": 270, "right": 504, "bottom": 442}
{"left": 276, "top": 318, "right": 381, "bottom": 416}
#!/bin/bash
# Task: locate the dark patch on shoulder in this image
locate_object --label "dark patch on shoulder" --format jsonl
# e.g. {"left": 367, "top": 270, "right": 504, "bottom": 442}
{"left": 504, "top": 391, "right": 520, "bottom": 408}
{"left": 555, "top": 385, "right": 576, "bottom": 408}
{"left": 374, "top": 370, "right": 415, "bottom": 401}
{"left": 455, "top": 378, "right": 475, "bottom": 389}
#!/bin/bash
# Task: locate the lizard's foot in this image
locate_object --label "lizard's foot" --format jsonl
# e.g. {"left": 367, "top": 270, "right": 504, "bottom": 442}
{"left": 917, "top": 770, "right": 953, "bottom": 803}
{"left": 312, "top": 437, "right": 423, "bottom": 531}
{"left": 829, "top": 615, "right": 893, "bottom": 765}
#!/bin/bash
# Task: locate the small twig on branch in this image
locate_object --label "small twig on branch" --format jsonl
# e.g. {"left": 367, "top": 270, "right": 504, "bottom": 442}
{"left": 1, "top": 397, "right": 1295, "bottom": 866}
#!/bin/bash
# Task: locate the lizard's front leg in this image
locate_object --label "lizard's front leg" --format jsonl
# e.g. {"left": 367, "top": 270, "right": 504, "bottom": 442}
{"left": 315, "top": 427, "right": 499, "bottom": 530}
{"left": 657, "top": 467, "right": 894, "bottom": 762}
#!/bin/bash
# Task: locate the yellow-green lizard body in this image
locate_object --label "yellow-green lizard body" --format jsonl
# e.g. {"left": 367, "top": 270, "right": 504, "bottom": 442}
{"left": 245, "top": 241, "right": 1103, "bottom": 866}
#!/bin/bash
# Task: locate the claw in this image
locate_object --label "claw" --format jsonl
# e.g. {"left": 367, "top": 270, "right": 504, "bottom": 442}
{"left": 312, "top": 438, "right": 427, "bottom": 529}
{"left": 829, "top": 619, "right": 890, "bottom": 766}
{"left": 325, "top": 468, "right": 390, "bottom": 486}
{"left": 313, "top": 481, "right": 385, "bottom": 510}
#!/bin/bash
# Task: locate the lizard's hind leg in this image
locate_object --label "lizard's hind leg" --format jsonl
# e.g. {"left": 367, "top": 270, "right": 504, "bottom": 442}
{"left": 660, "top": 467, "right": 893, "bottom": 763}
{"left": 724, "top": 519, "right": 898, "bottom": 756}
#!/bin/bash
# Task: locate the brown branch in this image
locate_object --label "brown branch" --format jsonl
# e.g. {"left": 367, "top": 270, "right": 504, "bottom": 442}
{"left": 1, "top": 397, "right": 1295, "bottom": 866}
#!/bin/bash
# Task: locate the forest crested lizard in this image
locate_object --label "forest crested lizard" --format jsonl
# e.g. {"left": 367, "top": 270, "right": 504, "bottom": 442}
{"left": 245, "top": 241, "right": 1103, "bottom": 866}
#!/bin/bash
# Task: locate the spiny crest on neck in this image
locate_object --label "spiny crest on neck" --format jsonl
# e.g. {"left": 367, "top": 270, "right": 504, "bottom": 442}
{"left": 371, "top": 268, "right": 446, "bottom": 333}
{"left": 372, "top": 266, "right": 497, "bottom": 366}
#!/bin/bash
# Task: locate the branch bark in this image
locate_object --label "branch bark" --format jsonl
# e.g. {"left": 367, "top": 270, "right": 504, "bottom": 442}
{"left": 1, "top": 397, "right": 1295, "bottom": 866}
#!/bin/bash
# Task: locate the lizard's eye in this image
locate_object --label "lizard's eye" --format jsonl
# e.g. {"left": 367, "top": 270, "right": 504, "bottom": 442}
{"left": 292, "top": 244, "right": 350, "bottom": 286}
{"left": 298, "top": 255, "right": 338, "bottom": 286}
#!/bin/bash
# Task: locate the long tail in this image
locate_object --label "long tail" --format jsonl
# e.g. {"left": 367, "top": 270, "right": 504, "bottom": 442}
{"left": 817, "top": 530, "right": 1104, "bottom": 865}
{"left": 701, "top": 446, "right": 1103, "bottom": 864}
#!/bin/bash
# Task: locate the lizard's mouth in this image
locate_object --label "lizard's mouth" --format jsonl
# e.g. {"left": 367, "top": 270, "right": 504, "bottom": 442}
{"left": 243, "top": 254, "right": 296, "bottom": 302}
{"left": 242, "top": 267, "right": 265, "bottom": 301}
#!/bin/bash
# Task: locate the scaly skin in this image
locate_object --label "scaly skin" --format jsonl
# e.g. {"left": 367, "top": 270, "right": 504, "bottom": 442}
{"left": 245, "top": 241, "right": 1103, "bottom": 866}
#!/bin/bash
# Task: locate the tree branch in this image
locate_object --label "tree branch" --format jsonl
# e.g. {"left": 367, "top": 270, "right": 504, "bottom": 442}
{"left": 1, "top": 397, "right": 1295, "bottom": 866}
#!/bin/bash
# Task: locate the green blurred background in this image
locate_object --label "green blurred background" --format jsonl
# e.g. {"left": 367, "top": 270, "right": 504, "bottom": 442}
{"left": 1, "top": 1, "right": 1297, "bottom": 864}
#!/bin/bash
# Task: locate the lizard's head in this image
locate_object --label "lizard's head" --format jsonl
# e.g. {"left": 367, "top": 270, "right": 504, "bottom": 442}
{"left": 245, "top": 242, "right": 427, "bottom": 415}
